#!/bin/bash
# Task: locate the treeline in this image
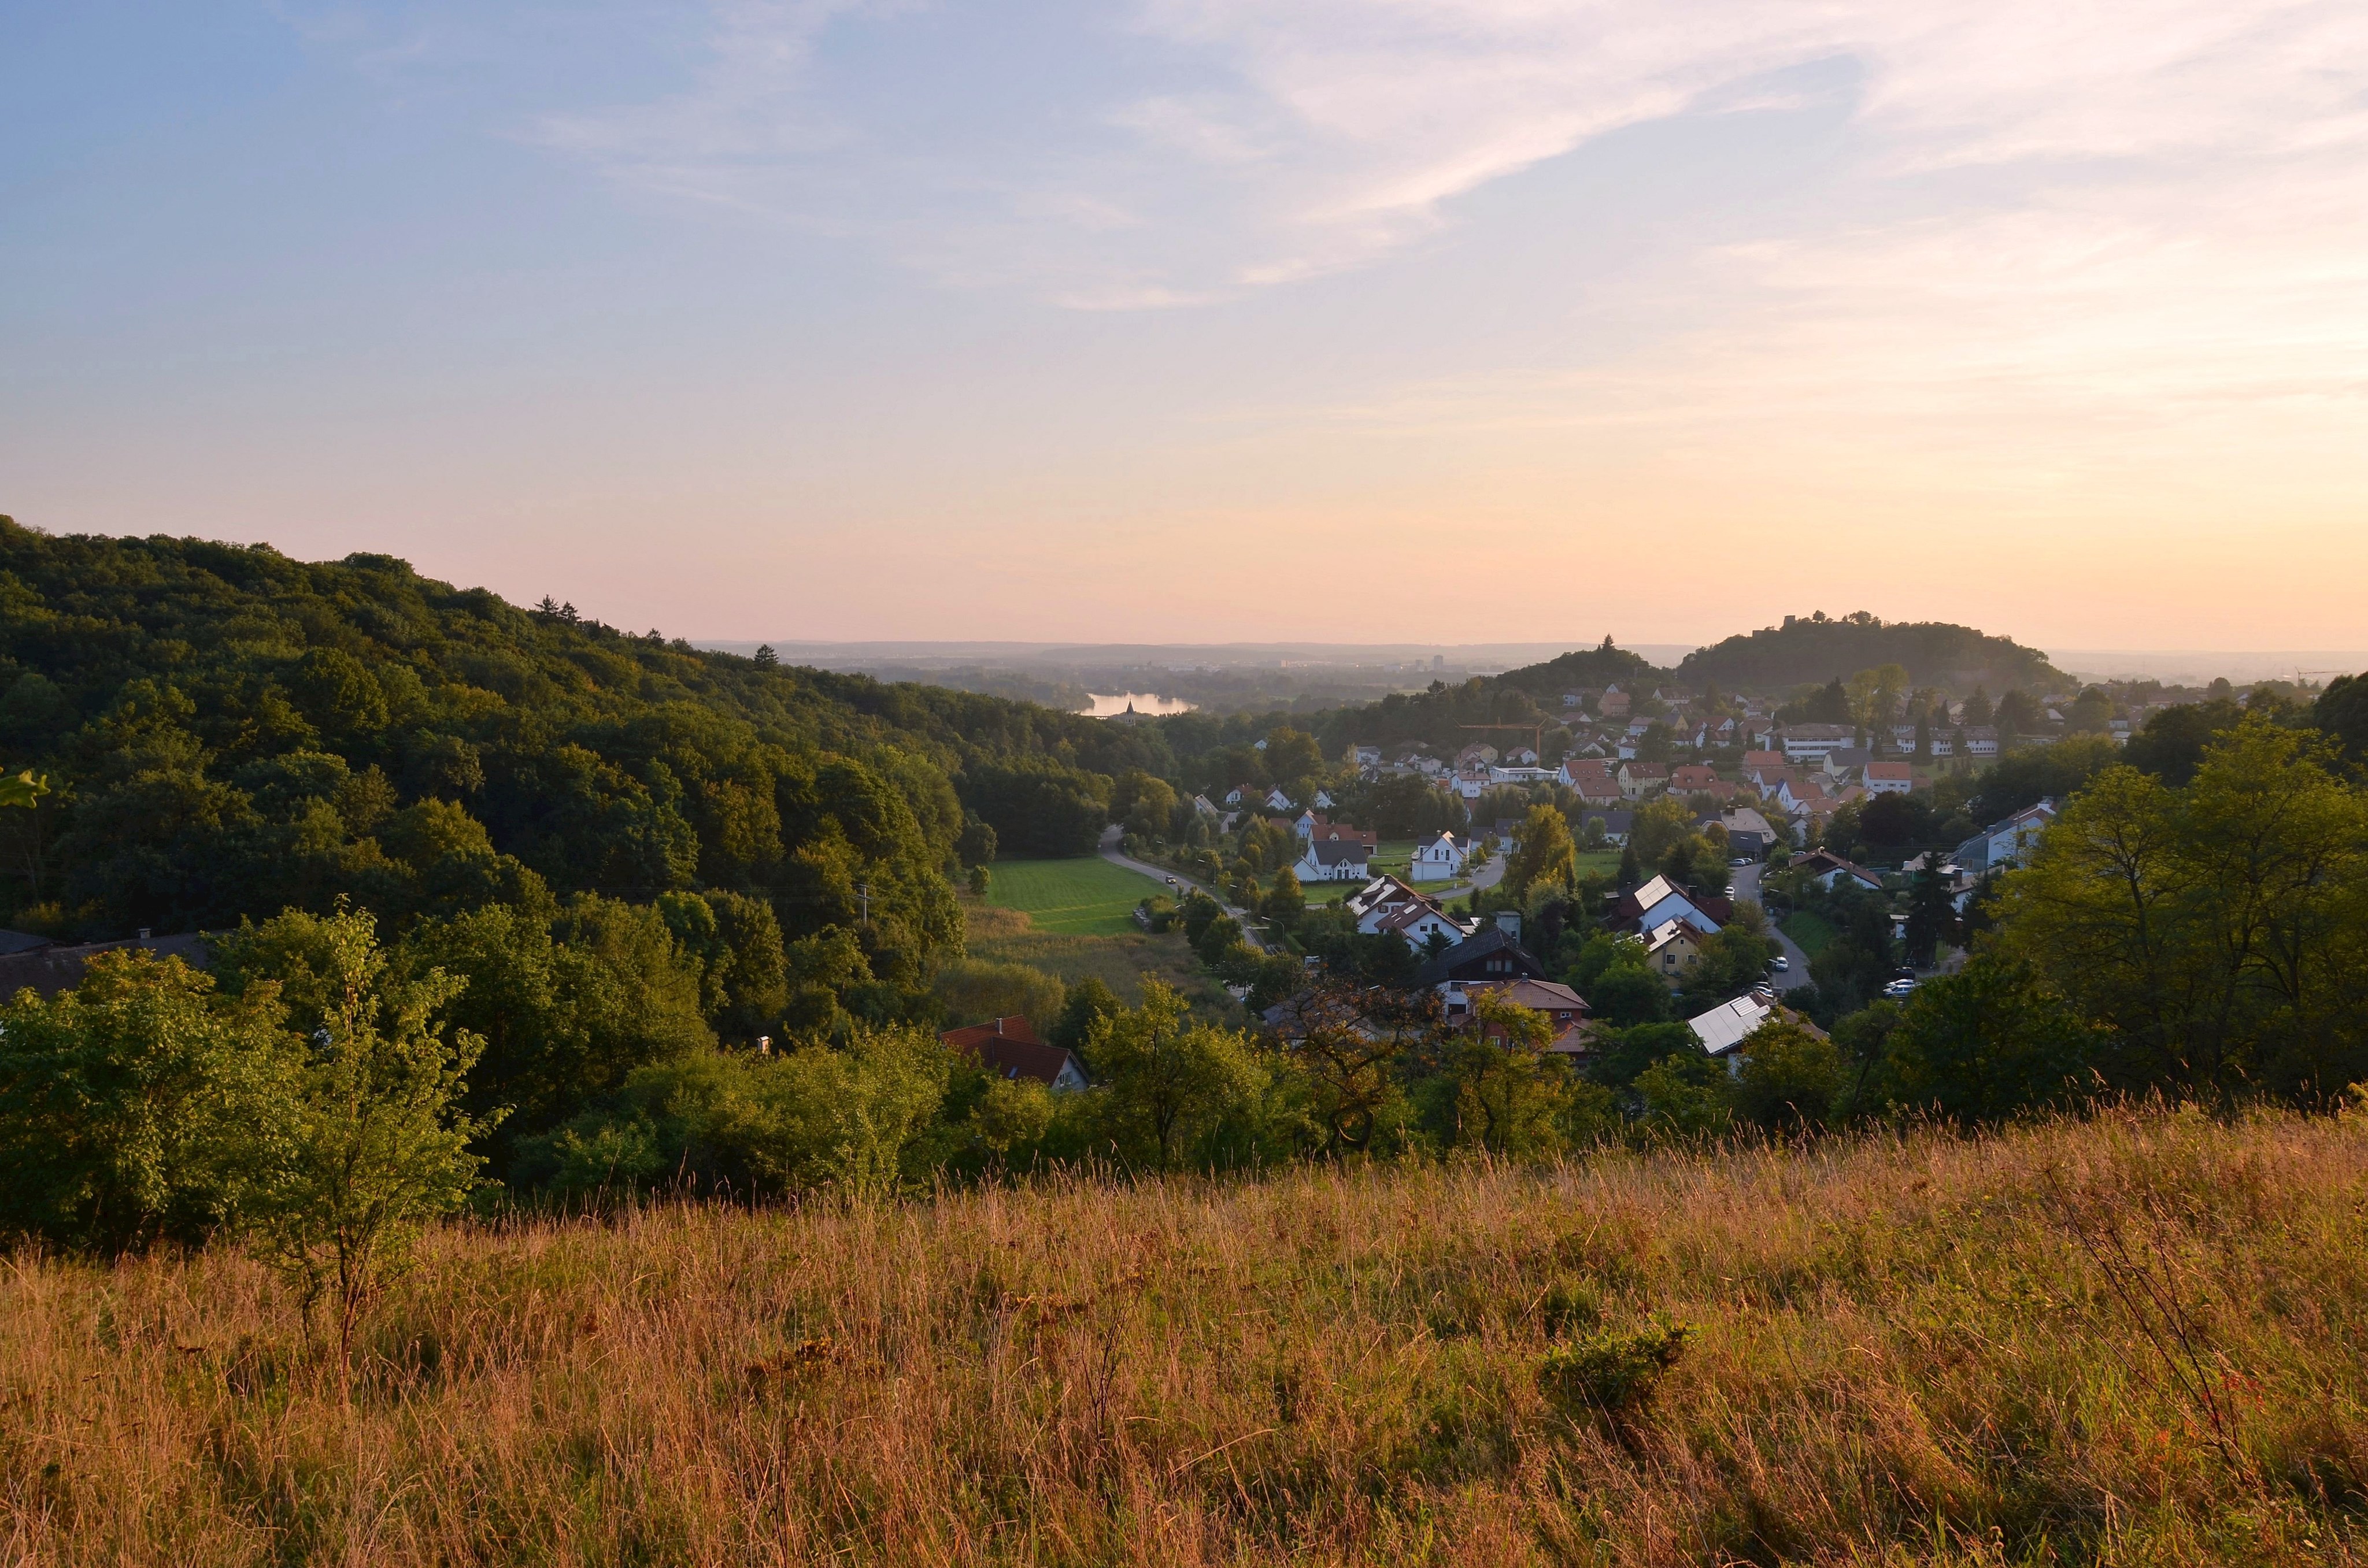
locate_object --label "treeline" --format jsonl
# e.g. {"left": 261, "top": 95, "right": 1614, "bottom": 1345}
{"left": 1676, "top": 610, "right": 2066, "bottom": 692}
{"left": 0, "top": 523, "right": 1180, "bottom": 1015}
{"left": 5, "top": 713, "right": 2367, "bottom": 1345}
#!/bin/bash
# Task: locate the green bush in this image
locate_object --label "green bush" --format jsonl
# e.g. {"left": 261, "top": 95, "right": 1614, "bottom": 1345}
{"left": 1538, "top": 1321, "right": 1691, "bottom": 1422}
{"left": 1538, "top": 1277, "right": 1603, "bottom": 1338}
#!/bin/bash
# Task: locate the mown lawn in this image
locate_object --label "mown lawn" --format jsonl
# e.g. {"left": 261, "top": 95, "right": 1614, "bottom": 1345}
{"left": 1783, "top": 909, "right": 1838, "bottom": 957}
{"left": 1574, "top": 848, "right": 1624, "bottom": 880}
{"left": 982, "top": 856, "right": 1172, "bottom": 935}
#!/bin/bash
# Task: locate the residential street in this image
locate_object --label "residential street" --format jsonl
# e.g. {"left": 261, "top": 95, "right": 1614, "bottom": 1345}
{"left": 1729, "top": 858, "right": 1811, "bottom": 992}
{"left": 1097, "top": 827, "right": 1275, "bottom": 953}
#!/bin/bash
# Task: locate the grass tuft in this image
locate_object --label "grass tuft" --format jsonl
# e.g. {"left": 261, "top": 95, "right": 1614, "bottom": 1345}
{"left": 5, "top": 1107, "right": 2367, "bottom": 1563}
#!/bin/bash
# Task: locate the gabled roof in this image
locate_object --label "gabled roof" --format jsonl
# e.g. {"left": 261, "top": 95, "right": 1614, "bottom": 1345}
{"left": 1301, "top": 839, "right": 1370, "bottom": 868}
{"left": 1490, "top": 977, "right": 1589, "bottom": 1013}
{"left": 0, "top": 931, "right": 212, "bottom": 1000}
{"left": 1414, "top": 925, "right": 1545, "bottom": 985}
{"left": 939, "top": 1015, "right": 1086, "bottom": 1089}
{"left": 1645, "top": 917, "right": 1710, "bottom": 955}
{"left": 1687, "top": 991, "right": 1826, "bottom": 1057}
{"left": 1629, "top": 873, "right": 1681, "bottom": 910}
{"left": 1865, "top": 761, "right": 1913, "bottom": 780}
{"left": 1793, "top": 848, "right": 1879, "bottom": 885}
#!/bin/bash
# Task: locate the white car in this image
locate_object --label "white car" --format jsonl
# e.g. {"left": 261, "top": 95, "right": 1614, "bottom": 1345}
{"left": 1729, "top": 855, "right": 1752, "bottom": 867}
{"left": 1768, "top": 954, "right": 1789, "bottom": 973}
{"left": 1882, "top": 977, "right": 1919, "bottom": 998}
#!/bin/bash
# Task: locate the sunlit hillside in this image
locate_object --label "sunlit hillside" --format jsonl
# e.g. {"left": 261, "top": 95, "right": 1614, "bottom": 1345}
{"left": 5, "top": 1107, "right": 2362, "bottom": 1566}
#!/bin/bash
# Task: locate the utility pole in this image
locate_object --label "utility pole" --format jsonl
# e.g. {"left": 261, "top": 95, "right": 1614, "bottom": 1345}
{"left": 858, "top": 882, "right": 871, "bottom": 927}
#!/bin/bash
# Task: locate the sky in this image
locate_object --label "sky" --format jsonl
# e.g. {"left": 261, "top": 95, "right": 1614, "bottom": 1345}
{"left": 3, "top": 1, "right": 2365, "bottom": 652}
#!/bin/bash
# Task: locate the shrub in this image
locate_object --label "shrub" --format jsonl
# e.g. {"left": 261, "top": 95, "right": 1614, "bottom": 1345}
{"left": 1538, "top": 1321, "right": 1692, "bottom": 1422}
{"left": 1538, "top": 1277, "right": 1603, "bottom": 1338}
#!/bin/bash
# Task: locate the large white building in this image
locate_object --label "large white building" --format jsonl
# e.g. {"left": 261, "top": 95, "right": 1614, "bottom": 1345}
{"left": 1779, "top": 724, "right": 1856, "bottom": 761}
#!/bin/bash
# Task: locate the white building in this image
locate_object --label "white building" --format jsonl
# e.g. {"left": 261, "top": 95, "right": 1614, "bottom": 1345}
{"left": 1410, "top": 832, "right": 1470, "bottom": 883}
{"left": 1779, "top": 724, "right": 1856, "bottom": 761}
{"left": 1294, "top": 839, "right": 1371, "bottom": 883}
{"left": 1863, "top": 761, "right": 1913, "bottom": 795}
{"left": 1955, "top": 800, "right": 2057, "bottom": 873}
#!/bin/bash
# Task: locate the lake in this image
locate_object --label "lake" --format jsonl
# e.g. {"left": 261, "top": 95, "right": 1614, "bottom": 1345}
{"left": 1084, "top": 692, "right": 1197, "bottom": 717}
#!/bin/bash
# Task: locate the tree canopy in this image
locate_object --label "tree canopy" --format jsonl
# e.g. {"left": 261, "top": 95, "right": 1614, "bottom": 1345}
{"left": 1678, "top": 613, "right": 2066, "bottom": 692}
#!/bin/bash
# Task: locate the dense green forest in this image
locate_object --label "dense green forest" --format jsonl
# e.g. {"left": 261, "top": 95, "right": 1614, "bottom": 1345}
{"left": 0, "top": 520, "right": 1170, "bottom": 951}
{"left": 0, "top": 522, "right": 1190, "bottom": 1170}
{"left": 1676, "top": 611, "right": 2066, "bottom": 692}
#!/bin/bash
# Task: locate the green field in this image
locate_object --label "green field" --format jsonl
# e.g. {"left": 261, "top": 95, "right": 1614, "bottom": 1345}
{"left": 982, "top": 856, "right": 1173, "bottom": 935}
{"left": 1574, "top": 848, "right": 1624, "bottom": 880}
{"left": 1783, "top": 909, "right": 1838, "bottom": 957}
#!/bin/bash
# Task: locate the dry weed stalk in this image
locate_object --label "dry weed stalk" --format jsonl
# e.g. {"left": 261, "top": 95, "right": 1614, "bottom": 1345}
{"left": 1, "top": 1107, "right": 2363, "bottom": 1565}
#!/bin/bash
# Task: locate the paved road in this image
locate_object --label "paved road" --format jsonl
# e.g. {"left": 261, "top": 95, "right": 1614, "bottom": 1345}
{"left": 1096, "top": 827, "right": 1275, "bottom": 954}
{"left": 1094, "top": 832, "right": 1503, "bottom": 955}
{"left": 1729, "top": 858, "right": 1811, "bottom": 992}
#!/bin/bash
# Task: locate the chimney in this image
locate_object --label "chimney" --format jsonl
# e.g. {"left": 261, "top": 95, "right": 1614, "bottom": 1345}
{"left": 1494, "top": 910, "right": 1522, "bottom": 940}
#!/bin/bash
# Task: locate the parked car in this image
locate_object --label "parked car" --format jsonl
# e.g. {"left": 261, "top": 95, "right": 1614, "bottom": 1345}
{"left": 1768, "top": 954, "right": 1790, "bottom": 973}
{"left": 1882, "top": 977, "right": 1919, "bottom": 998}
{"left": 1729, "top": 855, "right": 1752, "bottom": 867}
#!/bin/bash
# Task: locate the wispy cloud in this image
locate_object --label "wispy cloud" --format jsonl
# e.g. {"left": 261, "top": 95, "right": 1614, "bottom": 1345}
{"left": 521, "top": 0, "right": 2368, "bottom": 315}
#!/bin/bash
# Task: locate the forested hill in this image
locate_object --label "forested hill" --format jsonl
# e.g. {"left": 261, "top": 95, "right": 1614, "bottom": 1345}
{"left": 1489, "top": 637, "right": 1662, "bottom": 696}
{"left": 1677, "top": 614, "right": 2066, "bottom": 692}
{"left": 0, "top": 521, "right": 1164, "bottom": 951}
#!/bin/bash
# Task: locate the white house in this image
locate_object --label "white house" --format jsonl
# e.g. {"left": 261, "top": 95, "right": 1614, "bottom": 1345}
{"left": 1191, "top": 794, "right": 1221, "bottom": 819}
{"left": 1224, "top": 787, "right": 1246, "bottom": 806}
{"left": 1312, "top": 788, "right": 1335, "bottom": 809}
{"left": 1863, "top": 761, "right": 1913, "bottom": 795}
{"left": 1410, "top": 831, "right": 1470, "bottom": 883}
{"left": 1624, "top": 874, "right": 1724, "bottom": 936}
{"left": 1790, "top": 849, "right": 1882, "bottom": 892}
{"left": 1955, "top": 800, "right": 2058, "bottom": 873}
{"left": 1294, "top": 839, "right": 1371, "bottom": 883}
{"left": 1264, "top": 787, "right": 1293, "bottom": 812}
{"left": 1345, "top": 876, "right": 1469, "bottom": 948}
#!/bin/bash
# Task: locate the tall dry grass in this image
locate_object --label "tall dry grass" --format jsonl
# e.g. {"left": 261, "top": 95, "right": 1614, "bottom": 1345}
{"left": 5, "top": 1106, "right": 2366, "bottom": 1565}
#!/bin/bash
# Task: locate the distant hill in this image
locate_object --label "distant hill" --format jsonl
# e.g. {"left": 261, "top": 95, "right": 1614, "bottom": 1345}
{"left": 1677, "top": 614, "right": 2066, "bottom": 694}
{"left": 1489, "top": 637, "right": 1664, "bottom": 697}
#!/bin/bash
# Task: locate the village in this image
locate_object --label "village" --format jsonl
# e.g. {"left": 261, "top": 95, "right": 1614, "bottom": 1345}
{"left": 940, "top": 669, "right": 2170, "bottom": 1104}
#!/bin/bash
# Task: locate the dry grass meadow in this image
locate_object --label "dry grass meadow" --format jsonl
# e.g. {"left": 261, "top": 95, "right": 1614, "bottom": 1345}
{"left": 6, "top": 1106, "right": 2367, "bottom": 1566}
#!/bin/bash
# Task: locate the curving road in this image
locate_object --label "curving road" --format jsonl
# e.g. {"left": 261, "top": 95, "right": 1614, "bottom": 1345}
{"left": 1729, "top": 858, "right": 1811, "bottom": 992}
{"left": 1097, "top": 827, "right": 1276, "bottom": 953}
